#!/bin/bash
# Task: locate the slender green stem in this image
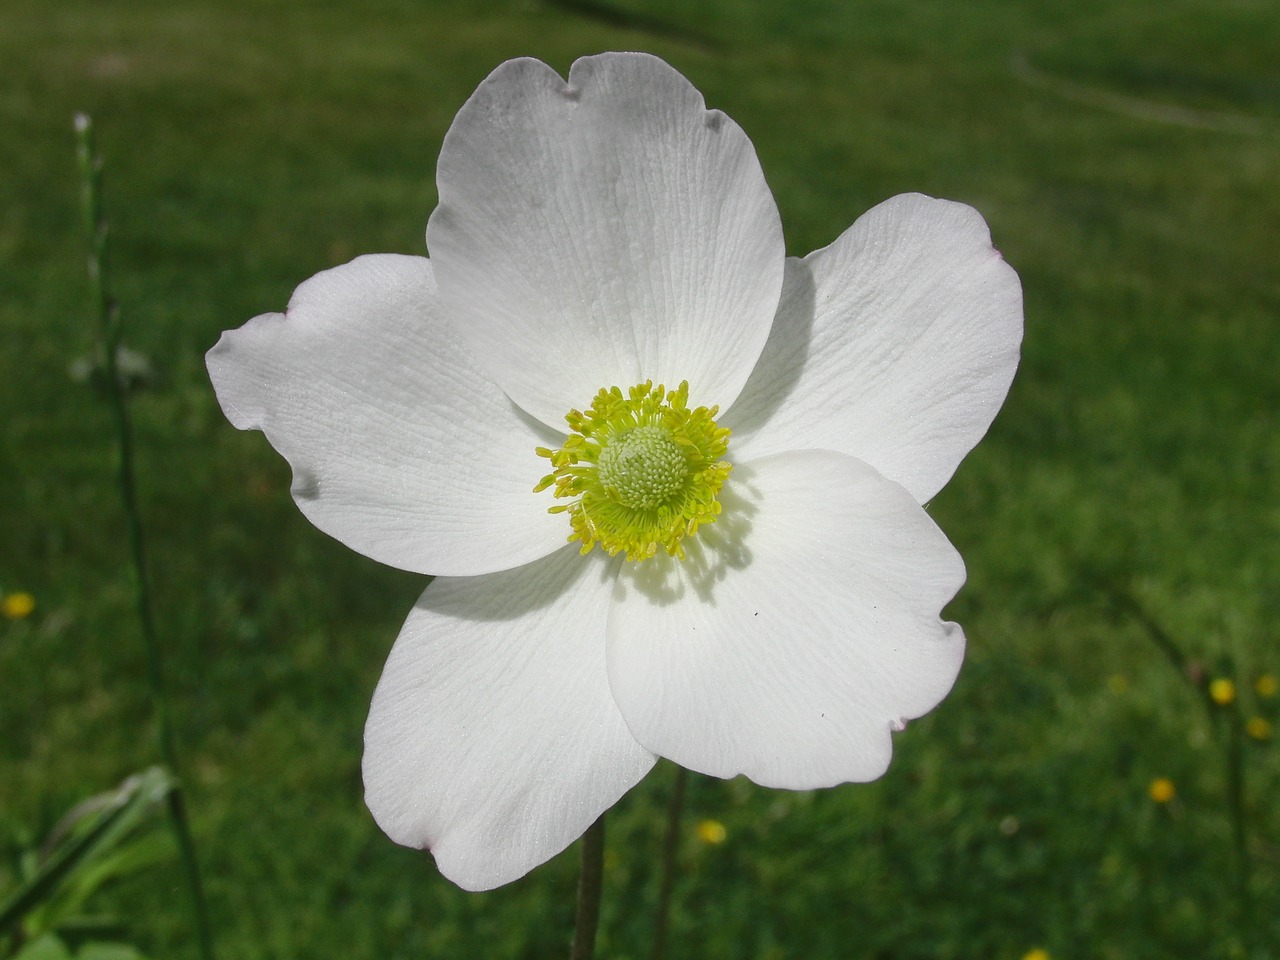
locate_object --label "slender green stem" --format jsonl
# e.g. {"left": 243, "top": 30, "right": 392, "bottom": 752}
{"left": 74, "top": 113, "right": 216, "bottom": 960}
{"left": 649, "top": 765, "right": 687, "bottom": 960}
{"left": 569, "top": 815, "right": 607, "bottom": 960}
{"left": 1222, "top": 701, "right": 1252, "bottom": 939}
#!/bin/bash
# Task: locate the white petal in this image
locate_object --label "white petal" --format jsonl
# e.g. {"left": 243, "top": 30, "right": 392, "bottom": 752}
{"left": 605, "top": 450, "right": 965, "bottom": 789}
{"left": 363, "top": 547, "right": 656, "bottom": 891}
{"left": 724, "top": 194, "right": 1023, "bottom": 503}
{"left": 427, "top": 53, "right": 784, "bottom": 427}
{"left": 207, "top": 254, "right": 565, "bottom": 576}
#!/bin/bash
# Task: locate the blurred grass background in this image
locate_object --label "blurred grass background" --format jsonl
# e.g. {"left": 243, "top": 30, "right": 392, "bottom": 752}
{"left": 2, "top": 0, "right": 1278, "bottom": 957}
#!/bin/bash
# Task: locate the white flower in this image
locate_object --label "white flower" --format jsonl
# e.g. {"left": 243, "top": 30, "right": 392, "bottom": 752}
{"left": 207, "top": 52, "right": 1022, "bottom": 891}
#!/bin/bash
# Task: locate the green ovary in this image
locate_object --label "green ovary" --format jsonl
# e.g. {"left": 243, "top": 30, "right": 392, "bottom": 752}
{"left": 535, "top": 381, "right": 732, "bottom": 561}
{"left": 596, "top": 425, "right": 688, "bottom": 510}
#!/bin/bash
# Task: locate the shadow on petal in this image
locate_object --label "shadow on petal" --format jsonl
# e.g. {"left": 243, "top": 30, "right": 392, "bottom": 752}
{"left": 615, "top": 465, "right": 760, "bottom": 607}
{"left": 722, "top": 256, "right": 817, "bottom": 434}
{"left": 291, "top": 468, "right": 321, "bottom": 501}
{"left": 417, "top": 546, "right": 617, "bottom": 624}
{"left": 511, "top": 394, "right": 567, "bottom": 449}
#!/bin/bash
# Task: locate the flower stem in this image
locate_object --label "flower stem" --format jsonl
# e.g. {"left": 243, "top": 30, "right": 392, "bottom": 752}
{"left": 648, "top": 764, "right": 687, "bottom": 960}
{"left": 569, "top": 814, "right": 606, "bottom": 960}
{"left": 74, "top": 113, "right": 216, "bottom": 960}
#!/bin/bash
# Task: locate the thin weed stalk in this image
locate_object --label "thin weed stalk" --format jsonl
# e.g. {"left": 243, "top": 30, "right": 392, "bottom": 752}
{"left": 1112, "top": 588, "right": 1254, "bottom": 946}
{"left": 74, "top": 113, "right": 216, "bottom": 960}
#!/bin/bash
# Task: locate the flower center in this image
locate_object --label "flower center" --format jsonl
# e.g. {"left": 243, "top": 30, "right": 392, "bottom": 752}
{"left": 596, "top": 425, "right": 688, "bottom": 510}
{"left": 535, "top": 381, "right": 731, "bottom": 561}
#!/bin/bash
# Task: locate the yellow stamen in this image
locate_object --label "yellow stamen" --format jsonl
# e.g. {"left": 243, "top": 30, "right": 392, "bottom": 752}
{"left": 535, "top": 381, "right": 731, "bottom": 561}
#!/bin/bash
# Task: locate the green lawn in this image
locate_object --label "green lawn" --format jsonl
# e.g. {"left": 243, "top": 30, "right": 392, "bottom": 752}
{"left": 2, "top": 0, "right": 1277, "bottom": 957}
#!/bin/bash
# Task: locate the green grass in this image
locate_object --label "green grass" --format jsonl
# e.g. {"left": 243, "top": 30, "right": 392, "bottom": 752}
{"left": 2, "top": 0, "right": 1278, "bottom": 957}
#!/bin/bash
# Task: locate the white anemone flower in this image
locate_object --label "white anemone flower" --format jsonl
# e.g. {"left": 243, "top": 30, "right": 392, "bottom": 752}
{"left": 207, "top": 52, "right": 1022, "bottom": 891}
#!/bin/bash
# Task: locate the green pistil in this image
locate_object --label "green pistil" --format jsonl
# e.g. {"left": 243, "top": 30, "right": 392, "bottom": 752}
{"left": 535, "top": 381, "right": 732, "bottom": 561}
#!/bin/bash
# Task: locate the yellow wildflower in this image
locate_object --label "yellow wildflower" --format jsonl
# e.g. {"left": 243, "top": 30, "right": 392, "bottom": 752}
{"left": 1246, "top": 717, "right": 1272, "bottom": 741}
{"left": 2, "top": 592, "right": 35, "bottom": 620}
{"left": 695, "top": 819, "right": 727, "bottom": 845}
{"left": 1255, "top": 675, "right": 1277, "bottom": 698}
{"left": 1148, "top": 778, "right": 1176, "bottom": 804}
{"left": 1022, "top": 949, "right": 1051, "bottom": 960}
{"left": 1208, "top": 678, "right": 1236, "bottom": 706}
